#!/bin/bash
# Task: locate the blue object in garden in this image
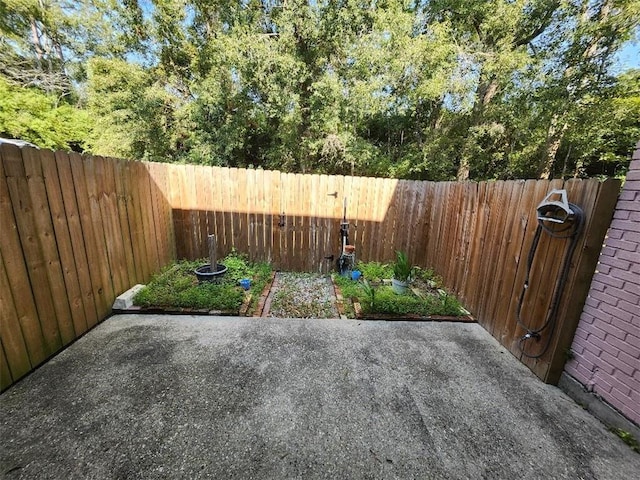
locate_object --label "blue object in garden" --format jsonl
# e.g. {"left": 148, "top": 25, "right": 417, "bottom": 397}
{"left": 351, "top": 270, "right": 362, "bottom": 281}
{"left": 240, "top": 279, "right": 251, "bottom": 290}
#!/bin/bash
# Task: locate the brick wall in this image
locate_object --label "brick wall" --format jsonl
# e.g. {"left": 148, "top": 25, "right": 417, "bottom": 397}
{"left": 565, "top": 141, "right": 640, "bottom": 426}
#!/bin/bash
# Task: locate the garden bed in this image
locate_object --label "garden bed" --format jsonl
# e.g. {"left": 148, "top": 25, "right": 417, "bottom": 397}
{"left": 332, "top": 262, "right": 473, "bottom": 322}
{"left": 117, "top": 254, "right": 471, "bottom": 322}
{"left": 129, "top": 252, "right": 273, "bottom": 316}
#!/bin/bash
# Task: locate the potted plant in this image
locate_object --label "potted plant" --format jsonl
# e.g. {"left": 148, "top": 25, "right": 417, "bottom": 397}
{"left": 391, "top": 250, "right": 412, "bottom": 294}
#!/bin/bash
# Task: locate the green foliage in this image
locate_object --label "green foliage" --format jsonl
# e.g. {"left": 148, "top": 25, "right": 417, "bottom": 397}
{"left": 1, "top": 0, "right": 638, "bottom": 178}
{"left": 334, "top": 262, "right": 466, "bottom": 317}
{"left": 0, "top": 77, "right": 91, "bottom": 150}
{"left": 393, "top": 251, "right": 412, "bottom": 282}
{"left": 356, "top": 261, "right": 392, "bottom": 283}
{"left": 133, "top": 253, "right": 272, "bottom": 312}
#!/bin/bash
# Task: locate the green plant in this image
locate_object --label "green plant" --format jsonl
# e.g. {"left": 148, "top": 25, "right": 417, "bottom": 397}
{"left": 360, "top": 280, "right": 376, "bottom": 310}
{"left": 413, "top": 266, "right": 442, "bottom": 287}
{"left": 357, "top": 261, "right": 392, "bottom": 282}
{"left": 133, "top": 254, "right": 272, "bottom": 313}
{"left": 393, "top": 251, "right": 412, "bottom": 282}
{"left": 610, "top": 428, "right": 639, "bottom": 453}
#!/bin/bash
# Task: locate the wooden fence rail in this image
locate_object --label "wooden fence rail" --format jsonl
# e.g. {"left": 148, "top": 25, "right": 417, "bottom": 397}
{"left": 1, "top": 148, "right": 618, "bottom": 390}
{"left": 0, "top": 145, "right": 174, "bottom": 390}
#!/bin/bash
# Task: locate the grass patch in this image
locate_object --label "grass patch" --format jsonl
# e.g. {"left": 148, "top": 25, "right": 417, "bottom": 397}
{"left": 134, "top": 251, "right": 272, "bottom": 313}
{"left": 335, "top": 261, "right": 467, "bottom": 317}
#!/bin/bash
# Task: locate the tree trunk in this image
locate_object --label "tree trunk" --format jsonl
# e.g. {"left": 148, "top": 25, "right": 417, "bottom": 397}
{"left": 456, "top": 77, "right": 499, "bottom": 181}
{"left": 540, "top": 115, "right": 568, "bottom": 179}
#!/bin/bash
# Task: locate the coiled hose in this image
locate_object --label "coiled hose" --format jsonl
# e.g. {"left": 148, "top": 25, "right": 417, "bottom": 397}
{"left": 516, "top": 203, "right": 585, "bottom": 358}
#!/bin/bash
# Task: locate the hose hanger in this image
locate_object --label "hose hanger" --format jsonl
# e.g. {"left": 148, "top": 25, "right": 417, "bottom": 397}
{"left": 517, "top": 189, "right": 585, "bottom": 358}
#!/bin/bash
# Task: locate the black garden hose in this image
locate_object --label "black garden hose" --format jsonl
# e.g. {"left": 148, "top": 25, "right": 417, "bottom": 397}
{"left": 516, "top": 203, "right": 585, "bottom": 358}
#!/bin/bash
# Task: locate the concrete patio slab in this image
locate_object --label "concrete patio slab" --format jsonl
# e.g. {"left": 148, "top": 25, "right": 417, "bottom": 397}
{"left": 1, "top": 315, "right": 638, "bottom": 479}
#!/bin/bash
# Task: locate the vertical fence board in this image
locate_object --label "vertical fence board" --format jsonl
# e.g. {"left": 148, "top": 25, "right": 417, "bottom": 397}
{"left": 77, "top": 154, "right": 114, "bottom": 316}
{"left": 22, "top": 148, "right": 76, "bottom": 345}
{"left": 57, "top": 152, "right": 100, "bottom": 327}
{"left": 0, "top": 249, "right": 32, "bottom": 382}
{"left": 4, "top": 146, "right": 62, "bottom": 356}
{"left": 0, "top": 153, "right": 46, "bottom": 367}
{"left": 146, "top": 162, "right": 173, "bottom": 268}
{"left": 113, "top": 159, "right": 137, "bottom": 288}
{"left": 124, "top": 161, "right": 148, "bottom": 281}
{"left": 42, "top": 150, "right": 92, "bottom": 335}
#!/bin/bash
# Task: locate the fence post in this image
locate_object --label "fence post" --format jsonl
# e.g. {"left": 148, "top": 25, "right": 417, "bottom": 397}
{"left": 544, "top": 179, "right": 621, "bottom": 384}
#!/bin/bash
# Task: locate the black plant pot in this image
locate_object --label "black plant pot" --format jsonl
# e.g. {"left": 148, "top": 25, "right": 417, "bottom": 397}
{"left": 194, "top": 263, "right": 228, "bottom": 283}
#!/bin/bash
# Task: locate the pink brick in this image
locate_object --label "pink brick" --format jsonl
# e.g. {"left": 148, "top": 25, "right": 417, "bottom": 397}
{"left": 600, "top": 351, "right": 635, "bottom": 377}
{"left": 574, "top": 326, "right": 590, "bottom": 341}
{"left": 609, "top": 387, "right": 633, "bottom": 406}
{"left": 625, "top": 170, "right": 640, "bottom": 181}
{"left": 623, "top": 230, "right": 640, "bottom": 244}
{"left": 611, "top": 269, "right": 639, "bottom": 285}
{"left": 624, "top": 282, "right": 640, "bottom": 297}
{"left": 617, "top": 250, "right": 640, "bottom": 263}
{"left": 572, "top": 343, "right": 585, "bottom": 355}
{"left": 618, "top": 190, "right": 637, "bottom": 201}
{"left": 618, "top": 299, "right": 640, "bottom": 316}
{"left": 589, "top": 289, "right": 619, "bottom": 306}
{"left": 578, "top": 311, "right": 596, "bottom": 324}
{"left": 583, "top": 304, "right": 612, "bottom": 322}
{"left": 581, "top": 348, "right": 604, "bottom": 368}
{"left": 631, "top": 211, "right": 640, "bottom": 222}
{"left": 605, "top": 229, "right": 624, "bottom": 240}
{"left": 618, "top": 351, "right": 640, "bottom": 371}
{"left": 593, "top": 375, "right": 614, "bottom": 394}
{"left": 617, "top": 201, "right": 640, "bottom": 211}
{"left": 600, "top": 321, "right": 629, "bottom": 340}
{"left": 631, "top": 263, "right": 640, "bottom": 275}
{"left": 602, "top": 303, "right": 634, "bottom": 322}
{"left": 594, "top": 353, "right": 617, "bottom": 375}
{"left": 609, "top": 289, "right": 639, "bottom": 306}
{"left": 605, "top": 238, "right": 638, "bottom": 252}
{"left": 614, "top": 210, "right": 631, "bottom": 220}
{"left": 611, "top": 317, "right": 640, "bottom": 338}
{"left": 598, "top": 255, "right": 632, "bottom": 270}
{"left": 621, "top": 375, "right": 640, "bottom": 396}
{"left": 606, "top": 374, "right": 633, "bottom": 396}
{"left": 621, "top": 405, "right": 640, "bottom": 426}
{"left": 592, "top": 273, "right": 624, "bottom": 290}
{"left": 606, "top": 335, "right": 640, "bottom": 359}
{"left": 585, "top": 296, "right": 601, "bottom": 308}
{"left": 566, "top": 362, "right": 592, "bottom": 385}
{"left": 622, "top": 180, "right": 640, "bottom": 191}
{"left": 596, "top": 264, "right": 612, "bottom": 275}
{"left": 583, "top": 322, "right": 609, "bottom": 340}
{"left": 610, "top": 220, "right": 640, "bottom": 233}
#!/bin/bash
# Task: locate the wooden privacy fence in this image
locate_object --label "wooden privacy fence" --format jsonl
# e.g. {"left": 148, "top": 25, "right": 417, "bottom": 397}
{"left": 168, "top": 166, "right": 619, "bottom": 383}
{"left": 0, "top": 148, "right": 619, "bottom": 390}
{"left": 0, "top": 145, "right": 174, "bottom": 390}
